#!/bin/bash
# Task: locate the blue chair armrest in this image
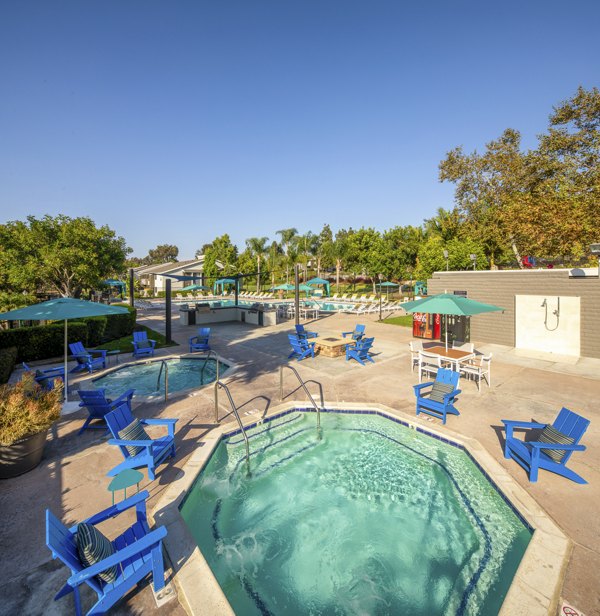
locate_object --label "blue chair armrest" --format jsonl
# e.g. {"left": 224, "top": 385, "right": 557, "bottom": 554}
{"left": 67, "top": 526, "right": 167, "bottom": 586}
{"left": 501, "top": 420, "right": 546, "bottom": 429}
{"left": 529, "top": 441, "right": 586, "bottom": 452}
{"left": 108, "top": 438, "right": 155, "bottom": 452}
{"left": 341, "top": 331, "right": 353, "bottom": 337}
{"left": 142, "top": 418, "right": 178, "bottom": 426}
{"left": 39, "top": 367, "right": 65, "bottom": 376}
{"left": 71, "top": 353, "right": 91, "bottom": 360}
{"left": 90, "top": 349, "right": 108, "bottom": 357}
{"left": 112, "top": 389, "right": 136, "bottom": 406}
{"left": 413, "top": 382, "right": 434, "bottom": 393}
{"left": 443, "top": 389, "right": 461, "bottom": 400}
{"left": 74, "top": 490, "right": 150, "bottom": 529}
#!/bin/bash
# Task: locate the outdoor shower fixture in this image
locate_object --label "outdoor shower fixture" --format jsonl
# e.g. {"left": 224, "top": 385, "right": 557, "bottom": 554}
{"left": 541, "top": 297, "right": 560, "bottom": 331}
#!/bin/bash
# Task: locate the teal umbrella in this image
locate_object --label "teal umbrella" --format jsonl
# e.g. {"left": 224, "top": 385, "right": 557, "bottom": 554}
{"left": 272, "top": 283, "right": 295, "bottom": 291}
{"left": 376, "top": 281, "right": 399, "bottom": 299}
{"left": 181, "top": 284, "right": 209, "bottom": 292}
{"left": 0, "top": 298, "right": 129, "bottom": 403}
{"left": 306, "top": 277, "right": 330, "bottom": 297}
{"left": 296, "top": 284, "right": 313, "bottom": 298}
{"left": 401, "top": 293, "right": 503, "bottom": 350}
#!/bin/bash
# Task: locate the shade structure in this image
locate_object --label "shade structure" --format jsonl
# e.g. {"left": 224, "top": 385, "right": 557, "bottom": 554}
{"left": 376, "top": 281, "right": 399, "bottom": 299}
{"left": 272, "top": 283, "right": 295, "bottom": 291}
{"left": 181, "top": 284, "right": 209, "bottom": 291}
{"left": 213, "top": 278, "right": 238, "bottom": 294}
{"left": 401, "top": 293, "right": 503, "bottom": 349}
{"left": 103, "top": 279, "right": 126, "bottom": 290}
{"left": 0, "top": 298, "right": 129, "bottom": 403}
{"left": 296, "top": 283, "right": 313, "bottom": 298}
{"left": 306, "top": 277, "right": 330, "bottom": 297}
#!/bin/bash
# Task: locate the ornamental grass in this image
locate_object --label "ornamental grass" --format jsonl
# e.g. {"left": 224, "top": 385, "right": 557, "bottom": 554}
{"left": 0, "top": 372, "right": 62, "bottom": 446}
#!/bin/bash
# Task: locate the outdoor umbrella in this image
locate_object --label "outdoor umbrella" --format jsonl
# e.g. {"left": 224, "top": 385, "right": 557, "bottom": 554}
{"left": 377, "top": 281, "right": 399, "bottom": 299}
{"left": 180, "top": 284, "right": 209, "bottom": 291}
{"left": 271, "top": 283, "right": 295, "bottom": 291}
{"left": 0, "top": 298, "right": 129, "bottom": 405}
{"left": 401, "top": 293, "right": 503, "bottom": 350}
{"left": 306, "top": 277, "right": 330, "bottom": 297}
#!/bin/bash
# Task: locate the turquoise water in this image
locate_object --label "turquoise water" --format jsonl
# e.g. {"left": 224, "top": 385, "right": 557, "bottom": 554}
{"left": 92, "top": 358, "right": 227, "bottom": 398}
{"left": 180, "top": 411, "right": 531, "bottom": 616}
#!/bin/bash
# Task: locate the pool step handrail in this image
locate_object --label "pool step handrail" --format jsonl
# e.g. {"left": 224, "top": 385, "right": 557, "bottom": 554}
{"left": 199, "top": 349, "right": 219, "bottom": 384}
{"left": 156, "top": 359, "right": 169, "bottom": 402}
{"left": 279, "top": 365, "right": 322, "bottom": 432}
{"left": 214, "top": 380, "right": 250, "bottom": 469}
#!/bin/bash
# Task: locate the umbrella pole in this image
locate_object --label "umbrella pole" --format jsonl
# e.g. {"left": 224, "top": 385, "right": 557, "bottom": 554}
{"left": 64, "top": 320, "right": 69, "bottom": 402}
{"left": 445, "top": 317, "right": 449, "bottom": 351}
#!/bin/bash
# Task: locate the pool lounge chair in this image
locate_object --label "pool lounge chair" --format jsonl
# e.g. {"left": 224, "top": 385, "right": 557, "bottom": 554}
{"left": 105, "top": 402, "right": 178, "bottom": 480}
{"left": 77, "top": 388, "right": 135, "bottom": 435}
{"left": 502, "top": 407, "right": 590, "bottom": 483}
{"left": 413, "top": 367, "right": 461, "bottom": 425}
{"left": 46, "top": 491, "right": 167, "bottom": 616}
{"left": 68, "top": 342, "right": 107, "bottom": 374}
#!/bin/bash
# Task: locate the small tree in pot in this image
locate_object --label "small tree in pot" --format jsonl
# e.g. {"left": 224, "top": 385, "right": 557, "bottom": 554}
{"left": 0, "top": 373, "right": 62, "bottom": 479}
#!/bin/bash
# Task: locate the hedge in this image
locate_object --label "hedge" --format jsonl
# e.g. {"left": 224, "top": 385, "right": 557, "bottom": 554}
{"left": 0, "top": 347, "right": 18, "bottom": 384}
{"left": 0, "top": 305, "right": 137, "bottom": 362}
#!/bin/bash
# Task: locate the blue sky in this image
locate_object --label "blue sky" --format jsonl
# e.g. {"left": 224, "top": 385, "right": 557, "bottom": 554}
{"left": 1, "top": 1, "right": 598, "bottom": 259}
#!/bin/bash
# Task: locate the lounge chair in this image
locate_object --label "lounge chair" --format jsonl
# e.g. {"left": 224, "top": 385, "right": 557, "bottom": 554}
{"left": 288, "top": 335, "right": 315, "bottom": 361}
{"left": 502, "top": 407, "right": 590, "bottom": 483}
{"left": 77, "top": 388, "right": 135, "bottom": 435}
{"left": 189, "top": 327, "right": 211, "bottom": 353}
{"left": 408, "top": 341, "right": 423, "bottom": 372}
{"left": 295, "top": 324, "right": 318, "bottom": 339}
{"left": 342, "top": 324, "right": 366, "bottom": 341}
{"left": 22, "top": 362, "right": 65, "bottom": 390}
{"left": 105, "top": 402, "right": 178, "bottom": 480}
{"left": 413, "top": 367, "right": 461, "bottom": 425}
{"left": 346, "top": 337, "right": 375, "bottom": 365}
{"left": 340, "top": 294, "right": 349, "bottom": 300}
{"left": 68, "top": 342, "right": 107, "bottom": 374}
{"left": 331, "top": 293, "right": 339, "bottom": 300}
{"left": 459, "top": 353, "right": 492, "bottom": 390}
{"left": 46, "top": 491, "right": 167, "bottom": 616}
{"left": 131, "top": 331, "right": 156, "bottom": 358}
{"left": 417, "top": 350, "right": 444, "bottom": 383}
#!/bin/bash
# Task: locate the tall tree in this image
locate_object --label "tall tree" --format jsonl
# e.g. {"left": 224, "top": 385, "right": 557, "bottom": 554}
{"left": 246, "top": 236, "right": 269, "bottom": 292}
{"left": 276, "top": 227, "right": 298, "bottom": 283}
{"left": 345, "top": 228, "right": 386, "bottom": 293}
{"left": 145, "top": 244, "right": 179, "bottom": 264}
{"left": 202, "top": 234, "right": 238, "bottom": 281}
{"left": 316, "top": 224, "right": 334, "bottom": 278}
{"left": 0, "top": 215, "right": 129, "bottom": 298}
{"left": 332, "top": 228, "right": 351, "bottom": 289}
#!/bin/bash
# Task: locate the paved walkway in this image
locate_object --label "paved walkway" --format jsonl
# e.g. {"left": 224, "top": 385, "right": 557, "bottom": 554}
{"left": 1, "top": 310, "right": 598, "bottom": 615}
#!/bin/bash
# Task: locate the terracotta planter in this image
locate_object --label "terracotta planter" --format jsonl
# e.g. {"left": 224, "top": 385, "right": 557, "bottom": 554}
{"left": 0, "top": 429, "right": 48, "bottom": 479}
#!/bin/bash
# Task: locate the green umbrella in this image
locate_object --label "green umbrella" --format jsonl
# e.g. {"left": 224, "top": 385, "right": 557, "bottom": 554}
{"left": 377, "top": 281, "right": 399, "bottom": 299}
{"left": 0, "top": 298, "right": 129, "bottom": 403}
{"left": 272, "top": 283, "right": 295, "bottom": 291}
{"left": 401, "top": 293, "right": 503, "bottom": 350}
{"left": 181, "top": 284, "right": 209, "bottom": 291}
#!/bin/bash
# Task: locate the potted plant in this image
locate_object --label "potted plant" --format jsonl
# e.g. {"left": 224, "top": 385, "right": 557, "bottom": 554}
{"left": 0, "top": 372, "right": 62, "bottom": 479}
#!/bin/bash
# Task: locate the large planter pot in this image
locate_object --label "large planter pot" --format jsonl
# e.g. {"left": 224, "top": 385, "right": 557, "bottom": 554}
{"left": 0, "top": 429, "right": 48, "bottom": 479}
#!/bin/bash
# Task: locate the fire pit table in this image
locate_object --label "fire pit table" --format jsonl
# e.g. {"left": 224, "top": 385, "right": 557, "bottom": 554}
{"left": 313, "top": 336, "right": 350, "bottom": 358}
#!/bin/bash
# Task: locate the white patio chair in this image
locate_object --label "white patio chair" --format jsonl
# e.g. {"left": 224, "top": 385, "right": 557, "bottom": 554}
{"left": 459, "top": 353, "right": 492, "bottom": 391}
{"left": 418, "top": 350, "right": 443, "bottom": 383}
{"left": 453, "top": 341, "right": 475, "bottom": 353}
{"left": 409, "top": 340, "right": 423, "bottom": 372}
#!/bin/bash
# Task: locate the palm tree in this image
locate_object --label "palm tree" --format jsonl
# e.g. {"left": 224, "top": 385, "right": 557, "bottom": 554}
{"left": 276, "top": 228, "right": 298, "bottom": 283}
{"left": 246, "top": 236, "right": 269, "bottom": 292}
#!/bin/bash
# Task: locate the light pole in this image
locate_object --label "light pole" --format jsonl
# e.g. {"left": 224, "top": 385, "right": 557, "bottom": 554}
{"left": 591, "top": 243, "right": 600, "bottom": 278}
{"left": 470, "top": 253, "right": 477, "bottom": 270}
{"left": 378, "top": 274, "right": 383, "bottom": 321}
{"left": 443, "top": 249, "right": 449, "bottom": 271}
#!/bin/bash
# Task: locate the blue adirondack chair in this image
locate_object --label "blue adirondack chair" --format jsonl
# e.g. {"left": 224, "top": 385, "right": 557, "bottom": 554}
{"left": 105, "top": 403, "right": 177, "bottom": 480}
{"left": 288, "top": 334, "right": 315, "bottom": 361}
{"left": 189, "top": 327, "right": 211, "bottom": 353}
{"left": 346, "top": 337, "right": 375, "bottom": 365}
{"left": 413, "top": 368, "right": 461, "bottom": 425}
{"left": 295, "top": 324, "right": 318, "bottom": 339}
{"left": 341, "top": 324, "right": 366, "bottom": 341}
{"left": 77, "top": 388, "right": 135, "bottom": 435}
{"left": 22, "top": 362, "right": 65, "bottom": 390}
{"left": 131, "top": 331, "right": 156, "bottom": 358}
{"left": 69, "top": 342, "right": 107, "bottom": 374}
{"left": 46, "top": 490, "right": 167, "bottom": 616}
{"left": 502, "top": 407, "right": 590, "bottom": 484}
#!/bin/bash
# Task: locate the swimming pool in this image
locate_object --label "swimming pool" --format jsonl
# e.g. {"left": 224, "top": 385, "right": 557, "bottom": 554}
{"left": 92, "top": 357, "right": 228, "bottom": 398}
{"left": 180, "top": 410, "right": 531, "bottom": 615}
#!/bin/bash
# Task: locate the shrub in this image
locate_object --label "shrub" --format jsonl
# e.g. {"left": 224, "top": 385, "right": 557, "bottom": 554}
{"left": 0, "top": 373, "right": 62, "bottom": 445}
{"left": 77, "top": 316, "right": 107, "bottom": 346}
{"left": 103, "top": 305, "right": 136, "bottom": 340}
{"left": 0, "top": 322, "right": 89, "bottom": 362}
{"left": 0, "top": 347, "right": 18, "bottom": 385}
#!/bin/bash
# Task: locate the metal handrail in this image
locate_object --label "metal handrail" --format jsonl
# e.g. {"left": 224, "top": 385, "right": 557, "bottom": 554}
{"left": 279, "top": 365, "right": 322, "bottom": 433}
{"left": 214, "top": 380, "right": 250, "bottom": 470}
{"left": 156, "top": 359, "right": 169, "bottom": 402}
{"left": 200, "top": 349, "right": 219, "bottom": 384}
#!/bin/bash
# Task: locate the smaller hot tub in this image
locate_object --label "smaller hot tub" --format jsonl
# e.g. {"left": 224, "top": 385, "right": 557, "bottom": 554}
{"left": 92, "top": 357, "right": 229, "bottom": 398}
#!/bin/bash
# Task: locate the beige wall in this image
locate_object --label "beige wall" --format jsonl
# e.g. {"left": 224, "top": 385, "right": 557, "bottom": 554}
{"left": 427, "top": 270, "right": 600, "bottom": 359}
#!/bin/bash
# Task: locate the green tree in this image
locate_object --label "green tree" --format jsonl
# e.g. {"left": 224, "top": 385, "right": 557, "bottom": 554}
{"left": 345, "top": 228, "right": 386, "bottom": 293}
{"left": 245, "top": 236, "right": 269, "bottom": 292}
{"left": 332, "top": 228, "right": 351, "bottom": 289}
{"left": 202, "top": 234, "right": 238, "bottom": 281}
{"left": 0, "top": 215, "right": 130, "bottom": 298}
{"left": 145, "top": 244, "right": 179, "bottom": 264}
{"left": 381, "top": 225, "right": 424, "bottom": 281}
{"left": 415, "top": 236, "right": 487, "bottom": 280}
{"left": 276, "top": 228, "right": 298, "bottom": 283}
{"left": 316, "top": 224, "right": 334, "bottom": 278}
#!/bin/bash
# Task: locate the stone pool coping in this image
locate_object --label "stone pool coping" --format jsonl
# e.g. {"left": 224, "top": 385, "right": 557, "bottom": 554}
{"left": 74, "top": 351, "right": 238, "bottom": 403}
{"left": 151, "top": 401, "right": 570, "bottom": 616}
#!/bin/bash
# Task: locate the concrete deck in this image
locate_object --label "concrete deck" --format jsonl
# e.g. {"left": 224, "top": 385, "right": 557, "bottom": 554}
{"left": 1, "top": 310, "right": 599, "bottom": 615}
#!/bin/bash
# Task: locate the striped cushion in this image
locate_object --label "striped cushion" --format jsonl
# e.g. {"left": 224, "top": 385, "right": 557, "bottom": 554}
{"left": 76, "top": 522, "right": 118, "bottom": 583}
{"left": 428, "top": 381, "right": 455, "bottom": 404}
{"left": 117, "top": 419, "right": 150, "bottom": 457}
{"left": 538, "top": 425, "right": 574, "bottom": 463}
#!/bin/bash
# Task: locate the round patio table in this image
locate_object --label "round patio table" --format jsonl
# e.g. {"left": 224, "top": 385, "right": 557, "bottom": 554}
{"left": 107, "top": 468, "right": 143, "bottom": 505}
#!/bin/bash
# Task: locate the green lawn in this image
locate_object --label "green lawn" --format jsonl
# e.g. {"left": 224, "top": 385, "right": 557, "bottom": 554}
{"left": 93, "top": 325, "right": 178, "bottom": 353}
{"left": 382, "top": 315, "right": 413, "bottom": 327}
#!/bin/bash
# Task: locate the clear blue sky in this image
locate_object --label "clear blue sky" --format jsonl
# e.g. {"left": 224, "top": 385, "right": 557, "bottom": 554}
{"left": 1, "top": 1, "right": 598, "bottom": 259}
